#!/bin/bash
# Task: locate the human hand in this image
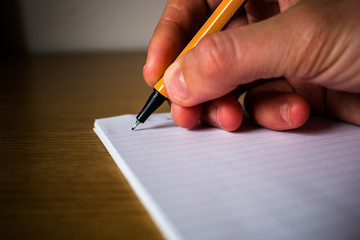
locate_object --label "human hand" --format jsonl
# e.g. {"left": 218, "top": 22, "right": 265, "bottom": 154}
{"left": 143, "top": 0, "right": 360, "bottom": 131}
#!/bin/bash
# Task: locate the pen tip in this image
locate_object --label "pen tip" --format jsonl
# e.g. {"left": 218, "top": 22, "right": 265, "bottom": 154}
{"left": 132, "top": 120, "right": 140, "bottom": 131}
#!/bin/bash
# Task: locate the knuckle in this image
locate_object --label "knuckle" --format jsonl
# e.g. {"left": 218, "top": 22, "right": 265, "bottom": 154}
{"left": 196, "top": 33, "right": 234, "bottom": 79}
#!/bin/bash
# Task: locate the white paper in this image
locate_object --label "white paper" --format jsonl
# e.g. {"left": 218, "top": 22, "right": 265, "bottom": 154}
{"left": 94, "top": 113, "right": 360, "bottom": 240}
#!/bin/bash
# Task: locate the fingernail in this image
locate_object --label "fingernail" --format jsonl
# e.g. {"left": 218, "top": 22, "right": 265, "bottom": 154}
{"left": 143, "top": 63, "right": 147, "bottom": 72}
{"left": 164, "top": 64, "right": 188, "bottom": 100}
{"left": 209, "top": 105, "right": 221, "bottom": 128}
{"left": 279, "top": 102, "right": 292, "bottom": 125}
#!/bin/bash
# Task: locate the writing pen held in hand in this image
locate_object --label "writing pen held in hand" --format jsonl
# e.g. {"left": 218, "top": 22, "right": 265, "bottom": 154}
{"left": 132, "top": 0, "right": 248, "bottom": 130}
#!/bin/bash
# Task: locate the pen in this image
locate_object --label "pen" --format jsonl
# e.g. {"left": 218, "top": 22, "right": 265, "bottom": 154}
{"left": 132, "top": 0, "right": 247, "bottom": 130}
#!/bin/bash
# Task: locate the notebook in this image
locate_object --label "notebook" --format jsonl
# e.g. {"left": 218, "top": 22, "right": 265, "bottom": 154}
{"left": 94, "top": 113, "right": 360, "bottom": 240}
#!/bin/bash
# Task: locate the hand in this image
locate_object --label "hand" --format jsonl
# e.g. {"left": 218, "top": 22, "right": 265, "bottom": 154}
{"left": 143, "top": 0, "right": 360, "bottom": 131}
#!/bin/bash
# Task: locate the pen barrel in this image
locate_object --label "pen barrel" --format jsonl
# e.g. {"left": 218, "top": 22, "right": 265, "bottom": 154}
{"left": 177, "top": 0, "right": 247, "bottom": 59}
{"left": 154, "top": 76, "right": 166, "bottom": 96}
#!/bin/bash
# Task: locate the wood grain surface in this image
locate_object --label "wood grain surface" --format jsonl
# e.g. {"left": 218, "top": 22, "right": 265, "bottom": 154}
{"left": 0, "top": 52, "right": 169, "bottom": 240}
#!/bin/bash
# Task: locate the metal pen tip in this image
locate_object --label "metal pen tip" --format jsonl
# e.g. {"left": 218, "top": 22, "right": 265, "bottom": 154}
{"left": 132, "top": 120, "right": 140, "bottom": 131}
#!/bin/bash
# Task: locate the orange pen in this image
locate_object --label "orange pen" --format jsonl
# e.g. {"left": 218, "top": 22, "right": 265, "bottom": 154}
{"left": 132, "top": 0, "right": 247, "bottom": 130}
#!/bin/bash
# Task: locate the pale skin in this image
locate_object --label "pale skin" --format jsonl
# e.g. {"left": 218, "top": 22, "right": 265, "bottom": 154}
{"left": 143, "top": 0, "right": 360, "bottom": 131}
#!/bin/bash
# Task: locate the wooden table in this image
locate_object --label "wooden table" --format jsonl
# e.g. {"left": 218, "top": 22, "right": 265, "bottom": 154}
{"left": 1, "top": 52, "right": 169, "bottom": 239}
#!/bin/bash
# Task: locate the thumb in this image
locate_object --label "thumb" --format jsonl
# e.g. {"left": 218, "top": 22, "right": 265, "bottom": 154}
{"left": 163, "top": 2, "right": 326, "bottom": 107}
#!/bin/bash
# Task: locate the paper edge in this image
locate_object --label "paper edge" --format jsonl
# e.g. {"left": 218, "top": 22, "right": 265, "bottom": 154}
{"left": 94, "top": 120, "right": 183, "bottom": 240}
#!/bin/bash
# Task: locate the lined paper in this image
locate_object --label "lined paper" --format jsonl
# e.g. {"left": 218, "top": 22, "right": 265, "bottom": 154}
{"left": 94, "top": 113, "right": 360, "bottom": 240}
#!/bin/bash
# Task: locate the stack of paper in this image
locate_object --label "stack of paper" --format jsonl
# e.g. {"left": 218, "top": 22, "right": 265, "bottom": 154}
{"left": 94, "top": 113, "right": 360, "bottom": 240}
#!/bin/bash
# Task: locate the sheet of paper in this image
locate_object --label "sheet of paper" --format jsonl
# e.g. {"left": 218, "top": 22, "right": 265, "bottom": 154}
{"left": 94, "top": 113, "right": 360, "bottom": 240}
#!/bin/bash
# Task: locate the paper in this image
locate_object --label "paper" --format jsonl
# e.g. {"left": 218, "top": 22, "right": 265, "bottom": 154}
{"left": 94, "top": 113, "right": 360, "bottom": 240}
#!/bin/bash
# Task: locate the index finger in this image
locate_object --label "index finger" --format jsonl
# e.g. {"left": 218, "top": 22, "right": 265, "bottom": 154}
{"left": 143, "top": 0, "right": 222, "bottom": 87}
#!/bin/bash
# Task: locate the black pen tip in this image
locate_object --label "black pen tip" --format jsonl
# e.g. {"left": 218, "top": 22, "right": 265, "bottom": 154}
{"left": 132, "top": 120, "right": 140, "bottom": 131}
